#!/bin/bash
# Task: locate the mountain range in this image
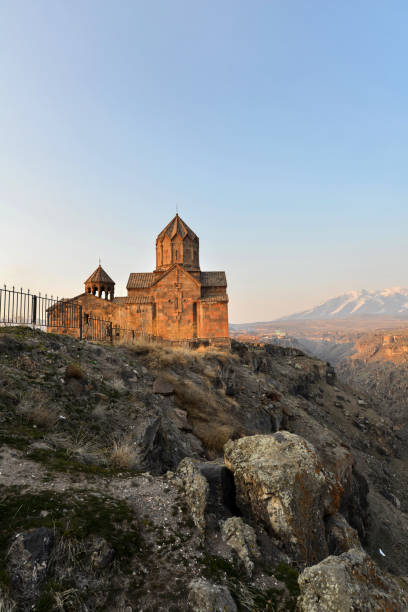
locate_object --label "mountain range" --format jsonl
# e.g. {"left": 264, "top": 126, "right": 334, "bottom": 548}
{"left": 279, "top": 287, "right": 408, "bottom": 321}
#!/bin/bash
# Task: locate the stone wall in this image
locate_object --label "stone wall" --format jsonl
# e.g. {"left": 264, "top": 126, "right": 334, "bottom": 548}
{"left": 151, "top": 267, "right": 201, "bottom": 340}
{"left": 198, "top": 301, "right": 229, "bottom": 339}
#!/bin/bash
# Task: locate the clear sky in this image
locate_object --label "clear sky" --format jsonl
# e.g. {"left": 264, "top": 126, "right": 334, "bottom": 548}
{"left": 1, "top": 1, "right": 408, "bottom": 322}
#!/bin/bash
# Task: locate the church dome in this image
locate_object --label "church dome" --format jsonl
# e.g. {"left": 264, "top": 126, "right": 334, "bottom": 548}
{"left": 155, "top": 214, "right": 200, "bottom": 272}
{"left": 156, "top": 214, "right": 198, "bottom": 243}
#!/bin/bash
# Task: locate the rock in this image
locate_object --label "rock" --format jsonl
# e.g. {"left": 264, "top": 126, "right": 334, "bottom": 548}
{"left": 224, "top": 432, "right": 343, "bottom": 564}
{"left": 221, "top": 516, "right": 260, "bottom": 575}
{"left": 177, "top": 458, "right": 209, "bottom": 531}
{"left": 88, "top": 535, "right": 114, "bottom": 569}
{"left": 153, "top": 376, "right": 174, "bottom": 395}
{"left": 187, "top": 578, "right": 237, "bottom": 612}
{"left": 169, "top": 407, "right": 192, "bottom": 431}
{"left": 325, "top": 513, "right": 361, "bottom": 555}
{"left": 29, "top": 440, "right": 55, "bottom": 451}
{"left": 7, "top": 527, "right": 55, "bottom": 605}
{"left": 297, "top": 548, "right": 408, "bottom": 611}
{"left": 131, "top": 414, "right": 163, "bottom": 471}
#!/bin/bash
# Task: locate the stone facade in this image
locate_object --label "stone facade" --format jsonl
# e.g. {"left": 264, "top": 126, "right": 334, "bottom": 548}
{"left": 49, "top": 215, "right": 229, "bottom": 346}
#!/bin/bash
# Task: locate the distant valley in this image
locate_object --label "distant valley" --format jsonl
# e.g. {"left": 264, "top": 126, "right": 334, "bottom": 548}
{"left": 231, "top": 288, "right": 408, "bottom": 428}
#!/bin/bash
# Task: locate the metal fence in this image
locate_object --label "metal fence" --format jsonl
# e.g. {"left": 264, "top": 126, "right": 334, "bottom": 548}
{"left": 0, "top": 286, "right": 80, "bottom": 330}
{"left": 0, "top": 285, "right": 146, "bottom": 345}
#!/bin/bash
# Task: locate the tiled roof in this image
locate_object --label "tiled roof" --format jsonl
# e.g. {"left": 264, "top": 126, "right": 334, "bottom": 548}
{"left": 200, "top": 271, "right": 227, "bottom": 287}
{"left": 113, "top": 296, "right": 152, "bottom": 304}
{"left": 126, "top": 273, "right": 157, "bottom": 289}
{"left": 157, "top": 214, "right": 198, "bottom": 242}
{"left": 200, "top": 295, "right": 229, "bottom": 303}
{"left": 85, "top": 265, "right": 115, "bottom": 285}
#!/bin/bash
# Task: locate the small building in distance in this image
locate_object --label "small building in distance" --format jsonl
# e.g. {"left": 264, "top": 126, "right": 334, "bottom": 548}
{"left": 49, "top": 215, "right": 229, "bottom": 346}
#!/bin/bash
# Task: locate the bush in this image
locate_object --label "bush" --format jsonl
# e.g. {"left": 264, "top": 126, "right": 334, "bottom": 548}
{"left": 65, "top": 364, "right": 84, "bottom": 380}
{"left": 110, "top": 437, "right": 137, "bottom": 469}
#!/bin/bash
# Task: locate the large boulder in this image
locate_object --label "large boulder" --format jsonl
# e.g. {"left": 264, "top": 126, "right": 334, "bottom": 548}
{"left": 188, "top": 578, "right": 237, "bottom": 612}
{"left": 297, "top": 548, "right": 408, "bottom": 611}
{"left": 224, "top": 432, "right": 343, "bottom": 564}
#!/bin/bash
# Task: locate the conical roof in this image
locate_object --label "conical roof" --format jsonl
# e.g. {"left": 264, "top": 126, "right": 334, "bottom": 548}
{"left": 157, "top": 214, "right": 198, "bottom": 242}
{"left": 85, "top": 265, "right": 115, "bottom": 285}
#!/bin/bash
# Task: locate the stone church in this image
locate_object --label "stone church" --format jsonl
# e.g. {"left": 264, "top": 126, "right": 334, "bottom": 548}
{"left": 56, "top": 215, "right": 229, "bottom": 345}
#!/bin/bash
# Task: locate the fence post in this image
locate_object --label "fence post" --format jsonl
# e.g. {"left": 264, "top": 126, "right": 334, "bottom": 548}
{"left": 78, "top": 305, "right": 83, "bottom": 340}
{"left": 32, "top": 295, "right": 37, "bottom": 326}
{"left": 109, "top": 322, "right": 113, "bottom": 344}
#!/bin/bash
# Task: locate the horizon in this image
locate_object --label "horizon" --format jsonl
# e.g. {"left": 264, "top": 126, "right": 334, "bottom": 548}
{"left": 2, "top": 1, "right": 408, "bottom": 323}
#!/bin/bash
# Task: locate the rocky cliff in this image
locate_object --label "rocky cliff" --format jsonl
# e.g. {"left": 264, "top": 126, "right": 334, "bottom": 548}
{"left": 0, "top": 327, "right": 407, "bottom": 611}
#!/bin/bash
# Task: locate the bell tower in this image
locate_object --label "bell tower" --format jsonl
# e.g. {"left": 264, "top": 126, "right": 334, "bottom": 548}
{"left": 84, "top": 265, "right": 115, "bottom": 300}
{"left": 155, "top": 214, "right": 200, "bottom": 273}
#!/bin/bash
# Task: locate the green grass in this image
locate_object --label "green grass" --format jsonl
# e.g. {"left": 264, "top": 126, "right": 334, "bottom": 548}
{"left": 0, "top": 485, "right": 142, "bottom": 573}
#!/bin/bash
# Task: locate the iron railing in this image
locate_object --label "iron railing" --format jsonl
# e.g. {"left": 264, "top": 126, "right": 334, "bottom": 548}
{"left": 0, "top": 285, "right": 146, "bottom": 345}
{"left": 0, "top": 286, "right": 80, "bottom": 330}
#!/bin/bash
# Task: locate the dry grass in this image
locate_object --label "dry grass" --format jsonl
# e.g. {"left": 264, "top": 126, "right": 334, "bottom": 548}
{"left": 129, "top": 338, "right": 237, "bottom": 371}
{"left": 164, "top": 374, "right": 244, "bottom": 455}
{"left": 52, "top": 533, "right": 86, "bottom": 570}
{"left": 109, "top": 377, "right": 127, "bottom": 394}
{"left": 60, "top": 430, "right": 103, "bottom": 464}
{"left": 17, "top": 398, "right": 58, "bottom": 429}
{"left": 53, "top": 588, "right": 84, "bottom": 611}
{"left": 194, "top": 423, "right": 237, "bottom": 454}
{"left": 0, "top": 592, "right": 17, "bottom": 612}
{"left": 110, "top": 436, "right": 137, "bottom": 469}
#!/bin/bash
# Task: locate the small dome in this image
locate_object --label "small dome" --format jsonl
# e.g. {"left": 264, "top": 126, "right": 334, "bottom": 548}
{"left": 84, "top": 265, "right": 115, "bottom": 300}
{"left": 85, "top": 265, "right": 115, "bottom": 285}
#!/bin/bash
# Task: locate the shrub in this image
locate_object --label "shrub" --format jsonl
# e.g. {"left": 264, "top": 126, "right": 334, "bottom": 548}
{"left": 110, "top": 437, "right": 137, "bottom": 470}
{"left": 65, "top": 364, "right": 84, "bottom": 380}
{"left": 109, "top": 377, "right": 127, "bottom": 394}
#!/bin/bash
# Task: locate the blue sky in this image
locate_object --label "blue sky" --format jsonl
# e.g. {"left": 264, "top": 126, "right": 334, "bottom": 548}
{"left": 1, "top": 1, "right": 407, "bottom": 322}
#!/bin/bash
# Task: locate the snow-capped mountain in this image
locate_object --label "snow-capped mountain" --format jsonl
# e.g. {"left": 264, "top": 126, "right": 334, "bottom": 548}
{"left": 280, "top": 288, "right": 408, "bottom": 320}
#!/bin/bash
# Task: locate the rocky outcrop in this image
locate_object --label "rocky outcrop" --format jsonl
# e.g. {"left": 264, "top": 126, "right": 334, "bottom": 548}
{"left": 224, "top": 432, "right": 344, "bottom": 564}
{"left": 220, "top": 517, "right": 260, "bottom": 575}
{"left": 187, "top": 578, "right": 237, "bottom": 612}
{"left": 297, "top": 548, "right": 408, "bottom": 611}
{"left": 177, "top": 458, "right": 209, "bottom": 531}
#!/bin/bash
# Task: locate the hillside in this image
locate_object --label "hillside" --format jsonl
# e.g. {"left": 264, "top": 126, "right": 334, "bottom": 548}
{"left": 1, "top": 327, "right": 408, "bottom": 610}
